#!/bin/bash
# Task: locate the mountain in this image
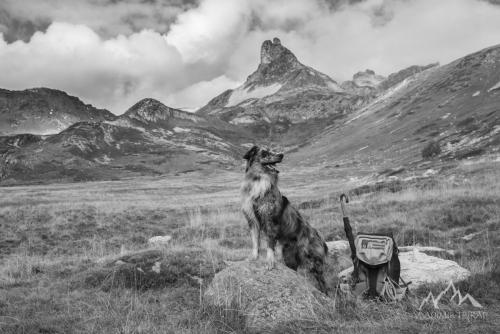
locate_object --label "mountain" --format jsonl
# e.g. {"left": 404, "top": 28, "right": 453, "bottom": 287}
{"left": 116, "top": 98, "right": 251, "bottom": 145}
{"left": 378, "top": 63, "right": 439, "bottom": 91}
{"left": 2, "top": 40, "right": 500, "bottom": 185}
{"left": 198, "top": 38, "right": 368, "bottom": 144}
{"left": 289, "top": 44, "right": 500, "bottom": 174}
{"left": 0, "top": 87, "right": 115, "bottom": 136}
{"left": 0, "top": 98, "right": 249, "bottom": 184}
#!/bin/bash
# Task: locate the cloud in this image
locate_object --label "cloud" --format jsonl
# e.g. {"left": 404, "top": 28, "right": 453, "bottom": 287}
{"left": 0, "top": 22, "right": 185, "bottom": 113}
{"left": 298, "top": 0, "right": 500, "bottom": 80}
{"left": 0, "top": 0, "right": 197, "bottom": 42}
{"left": 1, "top": 0, "right": 500, "bottom": 114}
{"left": 166, "top": 0, "right": 251, "bottom": 64}
{"left": 167, "top": 75, "right": 240, "bottom": 110}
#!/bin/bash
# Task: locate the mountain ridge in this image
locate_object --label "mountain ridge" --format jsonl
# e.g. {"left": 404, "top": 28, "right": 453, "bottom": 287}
{"left": 289, "top": 43, "right": 500, "bottom": 173}
{"left": 0, "top": 98, "right": 249, "bottom": 184}
{"left": 1, "top": 40, "right": 500, "bottom": 184}
{"left": 0, "top": 87, "right": 116, "bottom": 136}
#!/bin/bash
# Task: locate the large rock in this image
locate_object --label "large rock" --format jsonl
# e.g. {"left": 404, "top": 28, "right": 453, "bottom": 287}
{"left": 204, "top": 260, "right": 335, "bottom": 333}
{"left": 326, "top": 240, "right": 350, "bottom": 255}
{"left": 338, "top": 249, "right": 471, "bottom": 288}
{"left": 398, "top": 245, "right": 456, "bottom": 257}
{"left": 327, "top": 240, "right": 353, "bottom": 271}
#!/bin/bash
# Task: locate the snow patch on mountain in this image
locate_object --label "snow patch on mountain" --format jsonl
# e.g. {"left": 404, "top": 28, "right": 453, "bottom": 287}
{"left": 226, "top": 83, "right": 282, "bottom": 107}
{"left": 173, "top": 127, "right": 191, "bottom": 133}
{"left": 488, "top": 80, "right": 500, "bottom": 92}
{"left": 230, "top": 116, "right": 257, "bottom": 124}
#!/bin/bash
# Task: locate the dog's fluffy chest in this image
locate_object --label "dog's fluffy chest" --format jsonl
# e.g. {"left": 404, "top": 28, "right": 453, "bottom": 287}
{"left": 242, "top": 174, "right": 272, "bottom": 199}
{"left": 241, "top": 174, "right": 280, "bottom": 219}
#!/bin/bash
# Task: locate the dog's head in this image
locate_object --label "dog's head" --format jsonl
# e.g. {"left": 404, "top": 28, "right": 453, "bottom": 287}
{"left": 243, "top": 145, "right": 284, "bottom": 173}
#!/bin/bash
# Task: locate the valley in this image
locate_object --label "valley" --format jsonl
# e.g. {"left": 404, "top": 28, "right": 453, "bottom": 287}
{"left": 0, "top": 37, "right": 499, "bottom": 334}
{"left": 1, "top": 39, "right": 499, "bottom": 185}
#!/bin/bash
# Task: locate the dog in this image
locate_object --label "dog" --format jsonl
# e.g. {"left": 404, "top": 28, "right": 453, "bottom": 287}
{"left": 240, "top": 145, "right": 328, "bottom": 293}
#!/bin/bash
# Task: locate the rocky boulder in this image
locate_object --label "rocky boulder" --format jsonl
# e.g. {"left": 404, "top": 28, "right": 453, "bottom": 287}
{"left": 326, "top": 240, "right": 353, "bottom": 271}
{"left": 338, "top": 249, "right": 471, "bottom": 288}
{"left": 398, "top": 245, "right": 456, "bottom": 257}
{"left": 326, "top": 240, "right": 350, "bottom": 255}
{"left": 204, "top": 260, "right": 335, "bottom": 333}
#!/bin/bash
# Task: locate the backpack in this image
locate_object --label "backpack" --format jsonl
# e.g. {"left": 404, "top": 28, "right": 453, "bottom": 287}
{"left": 350, "top": 232, "right": 403, "bottom": 300}
{"left": 338, "top": 194, "right": 408, "bottom": 301}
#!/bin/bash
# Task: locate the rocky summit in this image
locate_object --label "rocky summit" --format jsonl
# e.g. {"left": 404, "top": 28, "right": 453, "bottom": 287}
{"left": 123, "top": 98, "right": 204, "bottom": 124}
{"left": 197, "top": 38, "right": 365, "bottom": 142}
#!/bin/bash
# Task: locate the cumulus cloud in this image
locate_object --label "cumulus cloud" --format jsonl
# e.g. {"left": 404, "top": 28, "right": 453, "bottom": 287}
{"left": 1, "top": 0, "right": 500, "bottom": 114}
{"left": 167, "top": 75, "right": 240, "bottom": 110}
{"left": 166, "top": 0, "right": 251, "bottom": 64}
{"left": 0, "top": 22, "right": 185, "bottom": 113}
{"left": 0, "top": 0, "right": 196, "bottom": 41}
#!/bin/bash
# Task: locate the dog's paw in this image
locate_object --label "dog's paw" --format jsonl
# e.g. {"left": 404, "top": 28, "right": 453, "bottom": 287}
{"left": 266, "top": 248, "right": 276, "bottom": 270}
{"left": 266, "top": 258, "right": 275, "bottom": 270}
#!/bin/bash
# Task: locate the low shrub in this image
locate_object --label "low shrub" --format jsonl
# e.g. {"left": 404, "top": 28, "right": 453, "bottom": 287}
{"left": 422, "top": 141, "right": 441, "bottom": 159}
{"left": 75, "top": 248, "right": 226, "bottom": 291}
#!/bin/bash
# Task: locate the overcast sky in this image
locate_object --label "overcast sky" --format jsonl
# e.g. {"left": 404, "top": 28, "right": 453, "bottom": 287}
{"left": 1, "top": 0, "right": 500, "bottom": 114}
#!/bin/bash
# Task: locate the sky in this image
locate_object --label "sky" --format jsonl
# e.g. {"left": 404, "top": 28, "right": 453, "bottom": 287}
{"left": 1, "top": 0, "right": 500, "bottom": 114}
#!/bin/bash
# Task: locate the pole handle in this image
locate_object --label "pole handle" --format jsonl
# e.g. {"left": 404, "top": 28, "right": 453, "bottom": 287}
{"left": 340, "top": 193, "right": 349, "bottom": 218}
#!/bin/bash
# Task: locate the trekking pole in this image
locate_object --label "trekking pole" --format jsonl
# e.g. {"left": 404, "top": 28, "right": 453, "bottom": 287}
{"left": 340, "top": 194, "right": 356, "bottom": 262}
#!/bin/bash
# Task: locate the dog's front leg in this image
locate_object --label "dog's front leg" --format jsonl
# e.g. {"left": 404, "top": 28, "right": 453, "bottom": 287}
{"left": 243, "top": 210, "right": 260, "bottom": 261}
{"left": 249, "top": 223, "right": 260, "bottom": 260}
{"left": 275, "top": 242, "right": 284, "bottom": 263}
{"left": 266, "top": 237, "right": 277, "bottom": 270}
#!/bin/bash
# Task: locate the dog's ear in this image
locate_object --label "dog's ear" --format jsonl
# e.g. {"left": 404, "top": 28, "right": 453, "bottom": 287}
{"left": 243, "top": 145, "right": 258, "bottom": 160}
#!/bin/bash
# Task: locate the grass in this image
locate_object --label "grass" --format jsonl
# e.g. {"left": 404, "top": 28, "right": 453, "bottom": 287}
{"left": 0, "top": 161, "right": 499, "bottom": 333}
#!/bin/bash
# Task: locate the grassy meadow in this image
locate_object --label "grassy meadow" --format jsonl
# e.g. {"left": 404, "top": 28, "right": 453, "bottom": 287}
{"left": 0, "top": 160, "right": 499, "bottom": 333}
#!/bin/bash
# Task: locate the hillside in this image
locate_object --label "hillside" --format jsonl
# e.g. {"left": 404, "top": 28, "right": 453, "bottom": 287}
{"left": 1, "top": 41, "right": 500, "bottom": 185}
{"left": 0, "top": 99, "right": 249, "bottom": 184}
{"left": 0, "top": 88, "right": 115, "bottom": 135}
{"left": 290, "top": 44, "right": 500, "bottom": 174}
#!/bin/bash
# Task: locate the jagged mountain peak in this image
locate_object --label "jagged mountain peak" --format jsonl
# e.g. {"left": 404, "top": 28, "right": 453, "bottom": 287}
{"left": 198, "top": 37, "right": 343, "bottom": 120}
{"left": 244, "top": 37, "right": 303, "bottom": 88}
{"left": 260, "top": 37, "right": 297, "bottom": 65}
